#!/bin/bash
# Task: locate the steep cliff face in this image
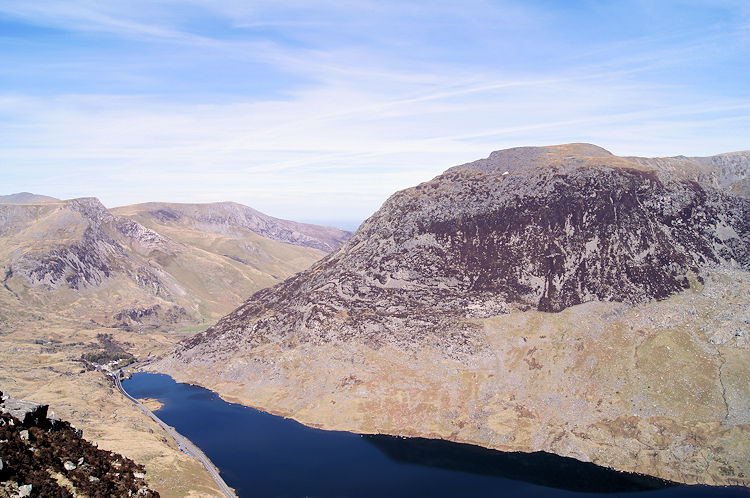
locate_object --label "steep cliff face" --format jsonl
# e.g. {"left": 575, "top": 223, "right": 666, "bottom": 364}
{"left": 155, "top": 144, "right": 750, "bottom": 487}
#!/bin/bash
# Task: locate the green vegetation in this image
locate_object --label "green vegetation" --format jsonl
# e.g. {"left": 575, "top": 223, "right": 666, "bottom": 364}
{"left": 178, "top": 323, "right": 212, "bottom": 334}
{"left": 81, "top": 333, "right": 134, "bottom": 366}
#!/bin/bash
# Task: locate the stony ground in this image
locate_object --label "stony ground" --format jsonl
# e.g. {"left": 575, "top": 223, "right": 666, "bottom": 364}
{"left": 0, "top": 394, "right": 160, "bottom": 497}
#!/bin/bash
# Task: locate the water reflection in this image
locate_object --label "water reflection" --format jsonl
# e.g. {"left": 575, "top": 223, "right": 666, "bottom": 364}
{"left": 123, "top": 373, "right": 747, "bottom": 497}
{"left": 363, "top": 434, "right": 674, "bottom": 493}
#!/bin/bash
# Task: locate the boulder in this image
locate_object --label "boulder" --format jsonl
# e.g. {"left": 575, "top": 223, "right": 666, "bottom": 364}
{"left": 2, "top": 398, "right": 49, "bottom": 427}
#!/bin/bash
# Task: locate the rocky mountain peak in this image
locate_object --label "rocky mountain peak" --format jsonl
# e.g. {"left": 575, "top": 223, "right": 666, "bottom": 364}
{"left": 63, "top": 197, "right": 114, "bottom": 224}
{"left": 157, "top": 144, "right": 750, "bottom": 488}
{"left": 450, "top": 143, "right": 626, "bottom": 175}
{"left": 176, "top": 144, "right": 749, "bottom": 357}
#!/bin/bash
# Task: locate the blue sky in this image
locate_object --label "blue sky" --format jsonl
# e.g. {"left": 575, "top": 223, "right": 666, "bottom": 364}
{"left": 1, "top": 1, "right": 749, "bottom": 228}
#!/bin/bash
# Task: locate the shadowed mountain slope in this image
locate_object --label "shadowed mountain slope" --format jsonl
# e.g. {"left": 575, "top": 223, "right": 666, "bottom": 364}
{"left": 156, "top": 144, "right": 750, "bottom": 487}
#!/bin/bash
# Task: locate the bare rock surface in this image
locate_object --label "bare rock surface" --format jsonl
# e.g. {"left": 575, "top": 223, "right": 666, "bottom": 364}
{"left": 154, "top": 144, "right": 750, "bottom": 486}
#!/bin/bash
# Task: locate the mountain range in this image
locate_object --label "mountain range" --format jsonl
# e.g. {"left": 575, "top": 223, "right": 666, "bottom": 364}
{"left": 0, "top": 196, "right": 350, "bottom": 332}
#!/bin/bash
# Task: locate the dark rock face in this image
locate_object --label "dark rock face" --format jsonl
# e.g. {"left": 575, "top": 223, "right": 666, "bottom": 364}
{"left": 419, "top": 168, "right": 746, "bottom": 312}
{"left": 16, "top": 227, "right": 121, "bottom": 290}
{"left": 181, "top": 145, "right": 749, "bottom": 357}
{"left": 149, "top": 209, "right": 181, "bottom": 223}
{"left": 0, "top": 393, "right": 159, "bottom": 497}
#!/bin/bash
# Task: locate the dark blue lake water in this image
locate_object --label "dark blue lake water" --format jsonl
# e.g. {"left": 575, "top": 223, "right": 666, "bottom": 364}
{"left": 122, "top": 373, "right": 748, "bottom": 498}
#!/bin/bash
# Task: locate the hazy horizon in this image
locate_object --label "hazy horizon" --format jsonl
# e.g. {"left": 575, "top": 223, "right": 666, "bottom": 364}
{"left": 2, "top": 1, "right": 749, "bottom": 223}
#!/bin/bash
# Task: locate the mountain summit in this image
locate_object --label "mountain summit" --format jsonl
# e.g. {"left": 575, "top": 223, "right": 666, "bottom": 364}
{"left": 154, "top": 144, "right": 750, "bottom": 487}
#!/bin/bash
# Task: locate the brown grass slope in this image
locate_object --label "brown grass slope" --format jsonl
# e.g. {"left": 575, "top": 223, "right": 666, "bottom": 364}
{"left": 1, "top": 197, "right": 335, "bottom": 327}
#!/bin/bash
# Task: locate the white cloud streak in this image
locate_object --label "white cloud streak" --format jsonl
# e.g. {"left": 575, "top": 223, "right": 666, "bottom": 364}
{"left": 1, "top": 1, "right": 748, "bottom": 224}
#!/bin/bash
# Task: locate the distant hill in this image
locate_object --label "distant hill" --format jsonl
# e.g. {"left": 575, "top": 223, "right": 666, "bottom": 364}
{"left": 0, "top": 192, "right": 59, "bottom": 204}
{"left": 0, "top": 197, "right": 349, "bottom": 330}
{"left": 111, "top": 201, "right": 351, "bottom": 253}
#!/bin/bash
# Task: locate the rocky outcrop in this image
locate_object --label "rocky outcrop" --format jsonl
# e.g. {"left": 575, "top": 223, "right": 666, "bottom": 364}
{"left": 155, "top": 144, "right": 750, "bottom": 487}
{"left": 0, "top": 391, "right": 159, "bottom": 497}
{"left": 5, "top": 198, "right": 126, "bottom": 291}
{"left": 2, "top": 398, "right": 53, "bottom": 429}
{"left": 115, "top": 219, "right": 172, "bottom": 256}
{"left": 14, "top": 226, "right": 122, "bottom": 291}
{"left": 114, "top": 305, "right": 188, "bottom": 330}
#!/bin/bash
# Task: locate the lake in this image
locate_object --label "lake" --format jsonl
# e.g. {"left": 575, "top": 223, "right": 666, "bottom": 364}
{"left": 122, "top": 372, "right": 748, "bottom": 497}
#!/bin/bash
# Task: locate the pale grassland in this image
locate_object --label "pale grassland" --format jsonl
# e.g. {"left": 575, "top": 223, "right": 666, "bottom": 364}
{"left": 178, "top": 324, "right": 213, "bottom": 334}
{"left": 0, "top": 301, "right": 229, "bottom": 497}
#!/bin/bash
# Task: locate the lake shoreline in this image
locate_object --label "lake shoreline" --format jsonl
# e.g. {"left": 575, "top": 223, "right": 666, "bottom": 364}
{"left": 123, "top": 371, "right": 748, "bottom": 498}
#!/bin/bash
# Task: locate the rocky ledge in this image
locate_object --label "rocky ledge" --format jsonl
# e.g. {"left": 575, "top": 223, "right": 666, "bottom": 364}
{"left": 0, "top": 390, "right": 159, "bottom": 497}
{"left": 153, "top": 144, "right": 750, "bottom": 487}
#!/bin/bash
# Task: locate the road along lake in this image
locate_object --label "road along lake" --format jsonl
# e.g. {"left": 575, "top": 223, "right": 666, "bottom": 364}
{"left": 122, "top": 372, "right": 748, "bottom": 497}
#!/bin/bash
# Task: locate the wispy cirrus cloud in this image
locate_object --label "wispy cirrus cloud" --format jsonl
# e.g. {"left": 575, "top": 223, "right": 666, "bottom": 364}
{"left": 0, "top": 1, "right": 748, "bottom": 225}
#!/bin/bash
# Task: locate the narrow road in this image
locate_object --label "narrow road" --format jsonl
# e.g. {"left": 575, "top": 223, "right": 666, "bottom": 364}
{"left": 114, "top": 369, "right": 236, "bottom": 498}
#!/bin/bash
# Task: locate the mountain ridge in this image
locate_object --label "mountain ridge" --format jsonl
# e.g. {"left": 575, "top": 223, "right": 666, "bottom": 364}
{"left": 1, "top": 196, "right": 348, "bottom": 328}
{"left": 111, "top": 201, "right": 351, "bottom": 253}
{"left": 0, "top": 192, "right": 59, "bottom": 204}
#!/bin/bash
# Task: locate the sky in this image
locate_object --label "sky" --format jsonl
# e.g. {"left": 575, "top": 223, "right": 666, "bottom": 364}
{"left": 1, "top": 1, "right": 749, "bottom": 229}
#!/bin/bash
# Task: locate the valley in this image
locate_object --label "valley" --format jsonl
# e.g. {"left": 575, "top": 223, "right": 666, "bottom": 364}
{"left": 0, "top": 196, "right": 349, "bottom": 496}
{"left": 2, "top": 144, "right": 748, "bottom": 494}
